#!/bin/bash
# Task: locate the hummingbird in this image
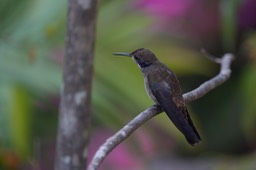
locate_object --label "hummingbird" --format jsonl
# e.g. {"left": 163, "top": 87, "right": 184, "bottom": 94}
{"left": 114, "top": 48, "right": 201, "bottom": 145}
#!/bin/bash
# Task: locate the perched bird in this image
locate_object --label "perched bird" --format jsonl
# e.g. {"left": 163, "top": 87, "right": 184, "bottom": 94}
{"left": 114, "top": 48, "right": 201, "bottom": 145}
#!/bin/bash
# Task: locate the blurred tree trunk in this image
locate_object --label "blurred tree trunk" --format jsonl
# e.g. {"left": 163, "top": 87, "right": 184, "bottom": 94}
{"left": 55, "top": 1, "right": 97, "bottom": 170}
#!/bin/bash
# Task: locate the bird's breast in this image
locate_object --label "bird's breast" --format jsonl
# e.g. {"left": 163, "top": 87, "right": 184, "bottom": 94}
{"left": 143, "top": 75, "right": 159, "bottom": 104}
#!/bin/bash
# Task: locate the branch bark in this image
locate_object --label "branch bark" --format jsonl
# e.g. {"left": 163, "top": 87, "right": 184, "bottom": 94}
{"left": 55, "top": 1, "right": 97, "bottom": 170}
{"left": 87, "top": 53, "right": 234, "bottom": 170}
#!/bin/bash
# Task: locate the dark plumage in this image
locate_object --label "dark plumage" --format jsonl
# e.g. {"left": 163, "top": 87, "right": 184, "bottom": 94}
{"left": 114, "top": 48, "right": 201, "bottom": 145}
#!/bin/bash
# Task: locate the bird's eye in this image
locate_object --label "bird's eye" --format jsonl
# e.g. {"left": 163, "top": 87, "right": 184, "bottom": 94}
{"left": 134, "top": 56, "right": 139, "bottom": 60}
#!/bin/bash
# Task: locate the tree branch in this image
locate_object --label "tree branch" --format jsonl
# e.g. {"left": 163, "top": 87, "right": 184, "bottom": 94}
{"left": 183, "top": 53, "right": 234, "bottom": 103}
{"left": 87, "top": 53, "right": 235, "bottom": 170}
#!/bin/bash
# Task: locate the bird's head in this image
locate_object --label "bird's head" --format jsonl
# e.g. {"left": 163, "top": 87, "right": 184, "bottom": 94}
{"left": 114, "top": 48, "right": 158, "bottom": 68}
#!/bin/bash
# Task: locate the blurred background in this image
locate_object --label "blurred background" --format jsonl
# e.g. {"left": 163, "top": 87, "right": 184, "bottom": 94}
{"left": 1, "top": 0, "right": 256, "bottom": 169}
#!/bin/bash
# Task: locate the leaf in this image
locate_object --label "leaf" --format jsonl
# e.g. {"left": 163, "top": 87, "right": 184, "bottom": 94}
{"left": 7, "top": 85, "right": 32, "bottom": 158}
{"left": 220, "top": 0, "right": 240, "bottom": 51}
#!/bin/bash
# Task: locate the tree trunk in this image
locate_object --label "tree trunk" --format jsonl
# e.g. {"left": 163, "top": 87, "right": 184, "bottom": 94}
{"left": 55, "top": 0, "right": 97, "bottom": 170}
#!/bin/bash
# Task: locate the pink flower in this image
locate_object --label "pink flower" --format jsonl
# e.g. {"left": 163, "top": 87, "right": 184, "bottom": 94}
{"left": 239, "top": 0, "right": 256, "bottom": 31}
{"left": 135, "top": 0, "right": 220, "bottom": 41}
{"left": 136, "top": 0, "right": 193, "bottom": 20}
{"left": 88, "top": 129, "right": 144, "bottom": 170}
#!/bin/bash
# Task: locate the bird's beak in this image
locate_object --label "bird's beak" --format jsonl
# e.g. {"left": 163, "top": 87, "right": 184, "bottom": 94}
{"left": 113, "top": 52, "right": 131, "bottom": 57}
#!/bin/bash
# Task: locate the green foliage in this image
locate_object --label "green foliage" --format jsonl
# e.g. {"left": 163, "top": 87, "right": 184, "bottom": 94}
{"left": 220, "top": 0, "right": 241, "bottom": 52}
{"left": 0, "top": 0, "right": 64, "bottom": 161}
{"left": 242, "top": 65, "right": 256, "bottom": 141}
{"left": 8, "top": 86, "right": 32, "bottom": 158}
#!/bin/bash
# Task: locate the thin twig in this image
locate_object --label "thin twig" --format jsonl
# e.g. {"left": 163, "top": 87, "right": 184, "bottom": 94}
{"left": 183, "top": 53, "right": 234, "bottom": 103}
{"left": 200, "top": 48, "right": 222, "bottom": 63}
{"left": 88, "top": 53, "right": 235, "bottom": 170}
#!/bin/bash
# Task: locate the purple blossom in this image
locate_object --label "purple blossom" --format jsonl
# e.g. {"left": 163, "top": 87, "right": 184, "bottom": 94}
{"left": 239, "top": 0, "right": 256, "bottom": 31}
{"left": 136, "top": 0, "right": 193, "bottom": 20}
{"left": 135, "top": 0, "right": 220, "bottom": 41}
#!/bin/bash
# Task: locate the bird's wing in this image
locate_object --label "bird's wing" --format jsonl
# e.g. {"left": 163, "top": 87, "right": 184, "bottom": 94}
{"left": 149, "top": 78, "right": 201, "bottom": 145}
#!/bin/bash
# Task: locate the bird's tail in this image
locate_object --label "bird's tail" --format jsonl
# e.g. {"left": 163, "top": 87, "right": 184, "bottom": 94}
{"left": 164, "top": 107, "right": 201, "bottom": 146}
{"left": 179, "top": 108, "right": 201, "bottom": 146}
